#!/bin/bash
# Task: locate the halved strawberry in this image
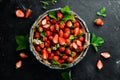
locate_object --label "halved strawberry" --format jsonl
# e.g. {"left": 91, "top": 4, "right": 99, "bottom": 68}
{"left": 41, "top": 18, "right": 47, "bottom": 25}
{"left": 50, "top": 25, "right": 55, "bottom": 32}
{"left": 76, "top": 40, "right": 82, "bottom": 46}
{"left": 16, "top": 60, "right": 22, "bottom": 69}
{"left": 59, "top": 30, "right": 64, "bottom": 37}
{"left": 97, "top": 60, "right": 103, "bottom": 70}
{"left": 101, "top": 52, "right": 111, "bottom": 59}
{"left": 57, "top": 12, "right": 63, "bottom": 19}
{"left": 53, "top": 34, "right": 59, "bottom": 44}
{"left": 72, "top": 42, "right": 78, "bottom": 49}
{"left": 73, "top": 27, "right": 80, "bottom": 36}
{"left": 16, "top": 9, "right": 24, "bottom": 18}
{"left": 59, "top": 47, "right": 65, "bottom": 52}
{"left": 43, "top": 24, "right": 50, "bottom": 28}
{"left": 20, "top": 53, "right": 28, "bottom": 58}
{"left": 35, "top": 32, "right": 40, "bottom": 39}
{"left": 42, "top": 48, "right": 48, "bottom": 59}
{"left": 94, "top": 18, "right": 104, "bottom": 26}
{"left": 58, "top": 37, "right": 66, "bottom": 45}
{"left": 66, "top": 20, "right": 72, "bottom": 27}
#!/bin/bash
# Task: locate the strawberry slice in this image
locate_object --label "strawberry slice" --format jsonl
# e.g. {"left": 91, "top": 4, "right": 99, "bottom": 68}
{"left": 59, "top": 30, "right": 63, "bottom": 37}
{"left": 41, "top": 18, "right": 47, "bottom": 25}
{"left": 16, "top": 9, "right": 24, "bottom": 18}
{"left": 53, "top": 34, "right": 59, "bottom": 44}
{"left": 72, "top": 42, "right": 78, "bottom": 49}
{"left": 42, "top": 48, "right": 48, "bottom": 59}
{"left": 16, "top": 60, "right": 22, "bottom": 69}
{"left": 101, "top": 52, "right": 111, "bottom": 59}
{"left": 19, "top": 53, "right": 28, "bottom": 58}
{"left": 58, "top": 37, "right": 66, "bottom": 45}
{"left": 66, "top": 21, "right": 72, "bottom": 27}
{"left": 76, "top": 40, "right": 82, "bottom": 46}
{"left": 73, "top": 27, "right": 80, "bottom": 36}
{"left": 97, "top": 60, "right": 103, "bottom": 70}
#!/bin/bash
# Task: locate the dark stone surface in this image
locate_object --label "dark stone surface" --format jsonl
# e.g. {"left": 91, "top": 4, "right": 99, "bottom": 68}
{"left": 0, "top": 0, "right": 120, "bottom": 80}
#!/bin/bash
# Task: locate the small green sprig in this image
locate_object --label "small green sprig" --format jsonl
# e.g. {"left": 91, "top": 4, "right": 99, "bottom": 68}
{"left": 61, "top": 71, "right": 72, "bottom": 80}
{"left": 97, "top": 7, "right": 106, "bottom": 17}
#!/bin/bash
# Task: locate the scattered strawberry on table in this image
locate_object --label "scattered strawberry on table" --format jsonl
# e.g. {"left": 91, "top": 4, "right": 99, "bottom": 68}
{"left": 32, "top": 6, "right": 86, "bottom": 67}
{"left": 94, "top": 18, "right": 104, "bottom": 26}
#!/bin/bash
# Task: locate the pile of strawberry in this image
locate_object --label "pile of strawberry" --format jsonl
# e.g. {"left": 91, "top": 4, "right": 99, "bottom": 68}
{"left": 32, "top": 9, "right": 86, "bottom": 67}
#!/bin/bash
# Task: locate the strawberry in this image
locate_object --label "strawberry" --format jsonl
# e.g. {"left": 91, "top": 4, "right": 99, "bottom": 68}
{"left": 45, "top": 15, "right": 49, "bottom": 21}
{"left": 64, "top": 28, "right": 70, "bottom": 33}
{"left": 43, "top": 37, "right": 47, "bottom": 41}
{"left": 73, "top": 27, "right": 80, "bottom": 36}
{"left": 25, "top": 9, "right": 32, "bottom": 18}
{"left": 16, "top": 9, "right": 24, "bottom": 18}
{"left": 55, "top": 23, "right": 59, "bottom": 31}
{"left": 53, "top": 56, "right": 59, "bottom": 61}
{"left": 67, "top": 57, "right": 74, "bottom": 63}
{"left": 62, "top": 55, "right": 68, "bottom": 60}
{"left": 79, "top": 29, "right": 83, "bottom": 34}
{"left": 35, "top": 32, "right": 40, "bottom": 39}
{"left": 58, "top": 60, "right": 64, "bottom": 64}
{"left": 78, "top": 36, "right": 84, "bottom": 42}
{"left": 38, "top": 26, "right": 43, "bottom": 32}
{"left": 41, "top": 18, "right": 47, "bottom": 25}
{"left": 65, "top": 49, "right": 71, "bottom": 55}
{"left": 48, "top": 36, "right": 53, "bottom": 40}
{"left": 78, "top": 46, "right": 83, "bottom": 52}
{"left": 47, "top": 48, "right": 51, "bottom": 53}
{"left": 74, "top": 21, "right": 81, "bottom": 28}
{"left": 46, "top": 31, "right": 52, "bottom": 36}
{"left": 59, "top": 30, "right": 63, "bottom": 37}
{"left": 76, "top": 40, "right": 82, "bottom": 46}
{"left": 63, "top": 33, "right": 70, "bottom": 39}
{"left": 57, "top": 12, "right": 63, "bottom": 19}
{"left": 42, "top": 48, "right": 48, "bottom": 59}
{"left": 43, "top": 24, "right": 50, "bottom": 28}
{"left": 71, "top": 51, "right": 77, "bottom": 57}
{"left": 40, "top": 43, "right": 44, "bottom": 48}
{"left": 48, "top": 53, "right": 54, "bottom": 60}
{"left": 50, "top": 25, "right": 55, "bottom": 32}
{"left": 51, "top": 19, "right": 57, "bottom": 24}
{"left": 16, "top": 60, "right": 22, "bottom": 69}
{"left": 53, "top": 34, "right": 59, "bottom": 44}
{"left": 97, "top": 60, "right": 103, "bottom": 70}
{"left": 55, "top": 51, "right": 60, "bottom": 56}
{"left": 100, "top": 52, "right": 111, "bottom": 59}
{"left": 59, "top": 47, "right": 65, "bottom": 52}
{"left": 35, "top": 46, "right": 41, "bottom": 51}
{"left": 66, "top": 39, "right": 71, "bottom": 45}
{"left": 45, "top": 41, "right": 50, "bottom": 47}
{"left": 58, "top": 37, "right": 66, "bottom": 45}
{"left": 66, "top": 21, "right": 72, "bottom": 27}
{"left": 59, "top": 21, "right": 65, "bottom": 29}
{"left": 94, "top": 18, "right": 104, "bottom": 26}
{"left": 20, "top": 53, "right": 28, "bottom": 58}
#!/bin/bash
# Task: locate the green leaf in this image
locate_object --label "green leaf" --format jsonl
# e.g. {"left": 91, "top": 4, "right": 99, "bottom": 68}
{"left": 48, "top": 11, "right": 57, "bottom": 20}
{"left": 51, "top": 0, "right": 57, "bottom": 5}
{"left": 61, "top": 63, "right": 70, "bottom": 67}
{"left": 16, "top": 35, "right": 28, "bottom": 51}
{"left": 61, "top": 71, "right": 72, "bottom": 80}
{"left": 69, "top": 35, "right": 75, "bottom": 41}
{"left": 51, "top": 59, "right": 60, "bottom": 65}
{"left": 40, "top": 32, "right": 45, "bottom": 38}
{"left": 91, "top": 33, "right": 104, "bottom": 52}
{"left": 97, "top": 7, "right": 106, "bottom": 17}
{"left": 61, "top": 5, "right": 71, "bottom": 14}
{"left": 62, "top": 13, "right": 74, "bottom": 22}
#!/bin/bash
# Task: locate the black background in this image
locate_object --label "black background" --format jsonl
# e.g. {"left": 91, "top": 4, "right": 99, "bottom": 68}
{"left": 0, "top": 0, "right": 120, "bottom": 80}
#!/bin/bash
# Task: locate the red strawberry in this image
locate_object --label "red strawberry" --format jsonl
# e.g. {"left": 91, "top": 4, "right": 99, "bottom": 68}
{"left": 101, "top": 52, "right": 111, "bottom": 59}
{"left": 67, "top": 57, "right": 74, "bottom": 63}
{"left": 46, "top": 31, "right": 52, "bottom": 36}
{"left": 35, "top": 32, "right": 40, "bottom": 39}
{"left": 48, "top": 53, "right": 54, "bottom": 60}
{"left": 53, "top": 56, "right": 59, "bottom": 61}
{"left": 71, "top": 51, "right": 77, "bottom": 57}
{"left": 35, "top": 46, "right": 41, "bottom": 51}
{"left": 62, "top": 55, "right": 68, "bottom": 60}
{"left": 16, "top": 9, "right": 24, "bottom": 18}
{"left": 74, "top": 21, "right": 81, "bottom": 28}
{"left": 58, "top": 37, "right": 66, "bottom": 45}
{"left": 59, "top": 21, "right": 65, "bottom": 29}
{"left": 78, "top": 46, "right": 83, "bottom": 52}
{"left": 42, "top": 48, "right": 48, "bottom": 59}
{"left": 43, "top": 37, "right": 47, "bottom": 41}
{"left": 16, "top": 60, "right": 22, "bottom": 69}
{"left": 53, "top": 34, "right": 59, "bottom": 44}
{"left": 41, "top": 18, "right": 47, "bottom": 25}
{"left": 48, "top": 36, "right": 53, "bottom": 40}
{"left": 57, "top": 12, "right": 63, "bottom": 19}
{"left": 40, "top": 43, "right": 44, "bottom": 48}
{"left": 64, "top": 28, "right": 70, "bottom": 33}
{"left": 72, "top": 42, "right": 78, "bottom": 49}
{"left": 43, "top": 24, "right": 50, "bottom": 28}
{"left": 45, "top": 41, "right": 50, "bottom": 47}
{"left": 55, "top": 23, "right": 59, "bottom": 31}
{"left": 73, "top": 27, "right": 80, "bottom": 36}
{"left": 59, "top": 47, "right": 65, "bottom": 52}
{"left": 79, "top": 29, "right": 83, "bottom": 34}
{"left": 55, "top": 51, "right": 60, "bottom": 56}
{"left": 78, "top": 36, "right": 84, "bottom": 42}
{"left": 45, "top": 15, "right": 49, "bottom": 21}
{"left": 20, "top": 53, "right": 28, "bottom": 58}
{"left": 97, "top": 60, "right": 103, "bottom": 70}
{"left": 66, "top": 39, "right": 71, "bottom": 45}
{"left": 51, "top": 19, "right": 57, "bottom": 24}
{"left": 94, "top": 18, "right": 104, "bottom": 26}
{"left": 65, "top": 49, "right": 71, "bottom": 55}
{"left": 50, "top": 25, "right": 55, "bottom": 32}
{"left": 76, "top": 40, "right": 82, "bottom": 46}
{"left": 66, "top": 21, "right": 72, "bottom": 27}
{"left": 25, "top": 9, "right": 32, "bottom": 18}
{"left": 63, "top": 33, "right": 70, "bottom": 39}
{"left": 59, "top": 30, "right": 64, "bottom": 37}
{"left": 58, "top": 60, "right": 64, "bottom": 64}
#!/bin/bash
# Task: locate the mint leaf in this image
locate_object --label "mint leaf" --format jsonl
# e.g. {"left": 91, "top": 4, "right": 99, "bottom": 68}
{"left": 61, "top": 5, "right": 71, "bottom": 13}
{"left": 51, "top": 59, "right": 60, "bottom": 65}
{"left": 40, "top": 32, "right": 45, "bottom": 38}
{"left": 91, "top": 33, "right": 104, "bottom": 52}
{"left": 48, "top": 11, "right": 57, "bottom": 20}
{"left": 16, "top": 35, "right": 28, "bottom": 51}
{"left": 61, "top": 71, "right": 72, "bottom": 80}
{"left": 97, "top": 7, "right": 106, "bottom": 17}
{"left": 62, "top": 13, "right": 74, "bottom": 22}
